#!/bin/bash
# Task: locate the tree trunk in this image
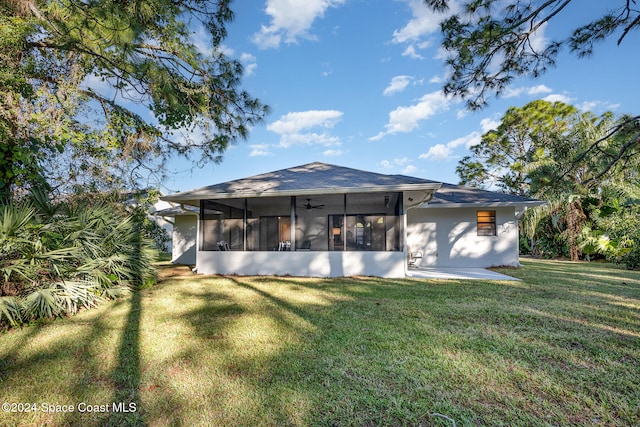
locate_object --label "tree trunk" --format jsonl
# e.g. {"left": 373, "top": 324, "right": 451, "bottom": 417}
{"left": 566, "top": 200, "right": 583, "bottom": 261}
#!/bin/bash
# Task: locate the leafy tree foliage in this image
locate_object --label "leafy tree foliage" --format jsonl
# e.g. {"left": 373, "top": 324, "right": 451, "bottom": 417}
{"left": 593, "top": 204, "right": 640, "bottom": 269}
{"left": 0, "top": 0, "right": 269, "bottom": 200}
{"left": 425, "top": 1, "right": 640, "bottom": 185}
{"left": 423, "top": 0, "right": 640, "bottom": 109}
{"left": 461, "top": 99, "right": 640, "bottom": 263}
{"left": 457, "top": 100, "right": 577, "bottom": 195}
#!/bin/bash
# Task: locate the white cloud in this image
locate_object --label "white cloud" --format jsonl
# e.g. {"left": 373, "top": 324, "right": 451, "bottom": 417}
{"left": 390, "top": 0, "right": 458, "bottom": 60}
{"left": 323, "top": 149, "right": 344, "bottom": 156}
{"left": 249, "top": 144, "right": 273, "bottom": 157}
{"left": 528, "top": 84, "right": 553, "bottom": 95}
{"left": 456, "top": 108, "right": 469, "bottom": 120}
{"left": 252, "top": 0, "right": 345, "bottom": 49}
{"left": 419, "top": 144, "right": 451, "bottom": 160}
{"left": 240, "top": 53, "right": 258, "bottom": 76}
{"left": 401, "top": 45, "right": 424, "bottom": 59}
{"left": 528, "top": 21, "right": 548, "bottom": 52}
{"left": 370, "top": 91, "right": 452, "bottom": 141}
{"left": 452, "top": 132, "right": 481, "bottom": 149}
{"left": 191, "top": 27, "right": 235, "bottom": 59}
{"left": 402, "top": 164, "right": 418, "bottom": 174}
{"left": 268, "top": 110, "right": 342, "bottom": 134}
{"left": 218, "top": 44, "right": 235, "bottom": 57}
{"left": 192, "top": 26, "right": 214, "bottom": 57}
{"left": 321, "top": 67, "right": 333, "bottom": 77}
{"left": 480, "top": 116, "right": 500, "bottom": 133}
{"left": 383, "top": 75, "right": 413, "bottom": 96}
{"left": 380, "top": 158, "right": 416, "bottom": 174}
{"left": 381, "top": 157, "right": 410, "bottom": 168}
{"left": 252, "top": 27, "right": 282, "bottom": 49}
{"left": 429, "top": 74, "right": 445, "bottom": 84}
{"left": 191, "top": 28, "right": 257, "bottom": 77}
{"left": 504, "top": 84, "right": 553, "bottom": 98}
{"left": 419, "top": 133, "right": 479, "bottom": 161}
{"left": 418, "top": 114, "right": 497, "bottom": 161}
{"left": 267, "top": 110, "right": 343, "bottom": 148}
{"left": 577, "top": 100, "right": 620, "bottom": 112}
{"left": 277, "top": 132, "right": 341, "bottom": 148}
{"left": 392, "top": 0, "right": 448, "bottom": 43}
{"left": 80, "top": 73, "right": 114, "bottom": 98}
{"left": 578, "top": 101, "right": 599, "bottom": 111}
{"left": 543, "top": 93, "right": 575, "bottom": 104}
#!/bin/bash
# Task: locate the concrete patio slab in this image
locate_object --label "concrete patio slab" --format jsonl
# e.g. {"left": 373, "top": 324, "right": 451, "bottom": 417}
{"left": 406, "top": 267, "right": 519, "bottom": 281}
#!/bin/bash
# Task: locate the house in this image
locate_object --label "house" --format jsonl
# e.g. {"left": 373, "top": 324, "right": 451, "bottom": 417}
{"left": 161, "top": 162, "right": 543, "bottom": 277}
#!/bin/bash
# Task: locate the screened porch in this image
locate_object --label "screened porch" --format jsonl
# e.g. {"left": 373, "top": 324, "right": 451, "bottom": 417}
{"left": 199, "top": 192, "right": 404, "bottom": 253}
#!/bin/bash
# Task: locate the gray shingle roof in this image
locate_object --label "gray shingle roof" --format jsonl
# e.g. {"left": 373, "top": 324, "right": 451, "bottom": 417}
{"left": 154, "top": 205, "right": 199, "bottom": 217}
{"left": 162, "top": 162, "right": 544, "bottom": 208}
{"left": 427, "top": 183, "right": 545, "bottom": 207}
{"left": 163, "top": 162, "right": 441, "bottom": 203}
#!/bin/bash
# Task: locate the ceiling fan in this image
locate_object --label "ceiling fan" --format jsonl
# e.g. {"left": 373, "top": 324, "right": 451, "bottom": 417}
{"left": 302, "top": 198, "right": 324, "bottom": 209}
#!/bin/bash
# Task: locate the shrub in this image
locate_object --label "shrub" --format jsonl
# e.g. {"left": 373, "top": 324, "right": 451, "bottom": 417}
{"left": 0, "top": 195, "right": 157, "bottom": 328}
{"left": 593, "top": 204, "right": 640, "bottom": 270}
{"left": 0, "top": 296, "right": 21, "bottom": 327}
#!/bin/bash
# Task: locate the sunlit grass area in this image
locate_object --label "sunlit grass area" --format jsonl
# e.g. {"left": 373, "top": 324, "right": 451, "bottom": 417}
{"left": 1, "top": 259, "right": 639, "bottom": 426}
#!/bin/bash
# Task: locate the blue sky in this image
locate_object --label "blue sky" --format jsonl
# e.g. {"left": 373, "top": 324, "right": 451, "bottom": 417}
{"left": 162, "top": 0, "right": 639, "bottom": 193}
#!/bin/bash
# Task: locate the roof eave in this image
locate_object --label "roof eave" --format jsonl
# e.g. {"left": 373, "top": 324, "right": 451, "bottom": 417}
{"left": 418, "top": 200, "right": 547, "bottom": 208}
{"left": 161, "top": 183, "right": 442, "bottom": 203}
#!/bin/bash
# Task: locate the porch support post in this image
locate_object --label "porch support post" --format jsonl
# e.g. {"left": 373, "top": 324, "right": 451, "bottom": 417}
{"left": 403, "top": 209, "right": 408, "bottom": 276}
{"left": 243, "top": 198, "right": 248, "bottom": 251}
{"left": 343, "top": 194, "right": 347, "bottom": 251}
{"left": 399, "top": 192, "right": 404, "bottom": 251}
{"left": 290, "top": 196, "right": 296, "bottom": 250}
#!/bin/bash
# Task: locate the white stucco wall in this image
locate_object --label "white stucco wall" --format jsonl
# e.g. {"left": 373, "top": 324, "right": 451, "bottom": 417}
{"left": 152, "top": 200, "right": 174, "bottom": 253}
{"left": 406, "top": 206, "right": 519, "bottom": 268}
{"left": 196, "top": 251, "right": 406, "bottom": 278}
{"left": 172, "top": 215, "right": 197, "bottom": 265}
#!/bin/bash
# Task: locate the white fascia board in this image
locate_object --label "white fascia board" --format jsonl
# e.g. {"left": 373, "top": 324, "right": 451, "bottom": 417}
{"left": 416, "top": 200, "right": 547, "bottom": 209}
{"left": 161, "top": 183, "right": 442, "bottom": 203}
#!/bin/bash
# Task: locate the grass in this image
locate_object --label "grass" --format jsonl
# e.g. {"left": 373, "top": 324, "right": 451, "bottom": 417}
{"left": 0, "top": 259, "right": 639, "bottom": 426}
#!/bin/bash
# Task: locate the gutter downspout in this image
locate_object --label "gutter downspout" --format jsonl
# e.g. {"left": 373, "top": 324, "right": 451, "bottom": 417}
{"left": 403, "top": 189, "right": 438, "bottom": 277}
{"left": 404, "top": 190, "right": 436, "bottom": 211}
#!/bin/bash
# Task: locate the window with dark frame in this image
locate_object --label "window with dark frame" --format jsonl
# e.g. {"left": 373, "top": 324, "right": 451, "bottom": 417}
{"left": 477, "top": 210, "right": 496, "bottom": 236}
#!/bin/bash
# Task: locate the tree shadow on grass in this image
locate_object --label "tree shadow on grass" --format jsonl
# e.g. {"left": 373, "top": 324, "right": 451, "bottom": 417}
{"left": 102, "top": 287, "right": 145, "bottom": 426}
{"left": 222, "top": 274, "right": 640, "bottom": 425}
{"left": 4, "top": 263, "right": 638, "bottom": 425}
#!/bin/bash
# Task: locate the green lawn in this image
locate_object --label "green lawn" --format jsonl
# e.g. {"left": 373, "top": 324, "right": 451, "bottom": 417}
{"left": 1, "top": 259, "right": 639, "bottom": 426}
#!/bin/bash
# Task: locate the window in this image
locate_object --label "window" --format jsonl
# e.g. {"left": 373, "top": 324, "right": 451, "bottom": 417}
{"left": 328, "top": 214, "right": 390, "bottom": 251}
{"left": 346, "top": 214, "right": 386, "bottom": 250}
{"left": 477, "top": 210, "right": 496, "bottom": 236}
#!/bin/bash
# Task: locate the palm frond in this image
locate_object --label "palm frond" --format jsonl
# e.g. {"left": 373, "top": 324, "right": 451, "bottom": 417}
{"left": 0, "top": 296, "right": 22, "bottom": 327}
{"left": 101, "top": 284, "right": 132, "bottom": 300}
{"left": 0, "top": 204, "right": 35, "bottom": 238}
{"left": 22, "top": 286, "right": 63, "bottom": 320}
{"left": 55, "top": 280, "right": 103, "bottom": 315}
